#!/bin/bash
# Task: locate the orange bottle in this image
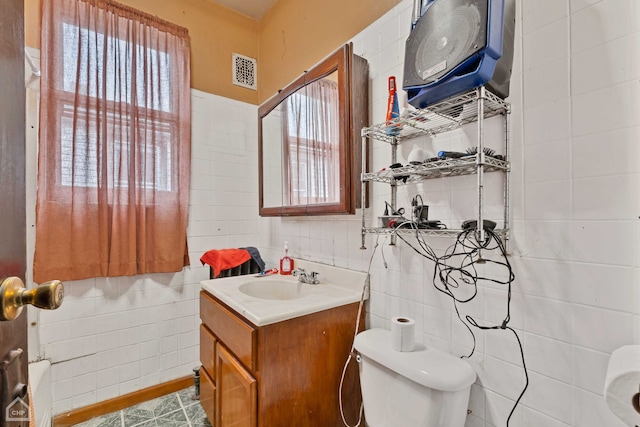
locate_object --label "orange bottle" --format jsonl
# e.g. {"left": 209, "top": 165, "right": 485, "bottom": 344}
{"left": 279, "top": 242, "right": 294, "bottom": 275}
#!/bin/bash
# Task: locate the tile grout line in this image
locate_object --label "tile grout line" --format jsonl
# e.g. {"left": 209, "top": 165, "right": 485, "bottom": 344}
{"left": 71, "top": 388, "right": 200, "bottom": 427}
{"left": 176, "top": 391, "right": 193, "bottom": 427}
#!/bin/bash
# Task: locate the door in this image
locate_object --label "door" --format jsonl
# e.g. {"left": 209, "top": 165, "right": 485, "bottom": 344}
{"left": 0, "top": 1, "right": 64, "bottom": 426}
{"left": 0, "top": 0, "right": 29, "bottom": 425}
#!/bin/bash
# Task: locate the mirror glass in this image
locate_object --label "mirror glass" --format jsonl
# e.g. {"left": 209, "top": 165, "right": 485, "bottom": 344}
{"left": 261, "top": 99, "right": 286, "bottom": 208}
{"left": 258, "top": 43, "right": 367, "bottom": 216}
{"left": 261, "top": 72, "right": 340, "bottom": 209}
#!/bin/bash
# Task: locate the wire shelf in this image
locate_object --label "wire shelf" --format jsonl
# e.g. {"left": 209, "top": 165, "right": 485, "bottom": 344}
{"left": 362, "top": 88, "right": 510, "bottom": 143}
{"left": 362, "top": 155, "right": 509, "bottom": 184}
{"left": 362, "top": 226, "right": 509, "bottom": 239}
{"left": 360, "top": 86, "right": 512, "bottom": 249}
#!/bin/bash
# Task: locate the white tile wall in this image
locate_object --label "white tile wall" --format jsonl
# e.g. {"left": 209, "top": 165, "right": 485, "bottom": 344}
{"left": 28, "top": 88, "right": 258, "bottom": 413}
{"left": 257, "top": 1, "right": 638, "bottom": 426}
{"left": 29, "top": 0, "right": 640, "bottom": 424}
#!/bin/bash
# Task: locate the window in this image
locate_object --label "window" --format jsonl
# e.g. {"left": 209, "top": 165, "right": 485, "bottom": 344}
{"left": 57, "top": 22, "right": 175, "bottom": 191}
{"left": 34, "top": 0, "right": 191, "bottom": 282}
{"left": 59, "top": 105, "right": 174, "bottom": 191}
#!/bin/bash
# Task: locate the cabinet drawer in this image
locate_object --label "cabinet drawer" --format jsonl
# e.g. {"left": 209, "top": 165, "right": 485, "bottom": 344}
{"left": 200, "top": 291, "right": 256, "bottom": 371}
{"left": 200, "top": 367, "right": 216, "bottom": 425}
{"left": 200, "top": 324, "right": 216, "bottom": 378}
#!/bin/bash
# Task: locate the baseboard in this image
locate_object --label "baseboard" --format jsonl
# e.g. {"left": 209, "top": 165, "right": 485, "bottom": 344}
{"left": 52, "top": 376, "right": 193, "bottom": 427}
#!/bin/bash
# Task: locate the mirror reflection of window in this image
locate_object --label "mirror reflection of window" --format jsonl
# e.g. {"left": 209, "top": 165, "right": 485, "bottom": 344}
{"left": 283, "top": 77, "right": 339, "bottom": 205}
{"left": 258, "top": 42, "right": 368, "bottom": 216}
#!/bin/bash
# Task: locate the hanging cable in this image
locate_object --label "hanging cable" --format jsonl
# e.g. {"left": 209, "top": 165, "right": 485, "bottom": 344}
{"left": 392, "top": 224, "right": 527, "bottom": 427}
{"left": 339, "top": 234, "right": 386, "bottom": 427}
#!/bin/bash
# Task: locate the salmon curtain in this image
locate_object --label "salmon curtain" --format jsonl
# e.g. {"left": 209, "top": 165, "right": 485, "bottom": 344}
{"left": 34, "top": 0, "right": 191, "bottom": 282}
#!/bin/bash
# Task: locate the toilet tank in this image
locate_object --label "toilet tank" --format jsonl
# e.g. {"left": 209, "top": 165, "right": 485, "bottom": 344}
{"left": 354, "top": 329, "right": 476, "bottom": 427}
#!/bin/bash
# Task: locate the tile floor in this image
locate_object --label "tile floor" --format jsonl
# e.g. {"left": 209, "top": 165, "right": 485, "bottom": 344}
{"left": 72, "top": 388, "right": 210, "bottom": 427}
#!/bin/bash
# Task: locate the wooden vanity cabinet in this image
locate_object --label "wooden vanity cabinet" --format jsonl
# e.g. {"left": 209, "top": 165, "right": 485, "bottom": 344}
{"left": 199, "top": 290, "right": 362, "bottom": 427}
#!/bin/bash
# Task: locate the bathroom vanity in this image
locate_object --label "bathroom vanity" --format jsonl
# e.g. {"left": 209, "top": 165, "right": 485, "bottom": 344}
{"left": 199, "top": 263, "right": 366, "bottom": 427}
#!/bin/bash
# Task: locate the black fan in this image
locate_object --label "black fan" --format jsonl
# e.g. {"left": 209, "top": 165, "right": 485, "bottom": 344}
{"left": 403, "top": 0, "right": 516, "bottom": 108}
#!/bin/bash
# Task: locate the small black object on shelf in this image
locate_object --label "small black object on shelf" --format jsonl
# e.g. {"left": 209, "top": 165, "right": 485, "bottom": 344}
{"left": 461, "top": 219, "right": 497, "bottom": 231}
{"left": 466, "top": 146, "right": 504, "bottom": 160}
{"left": 389, "top": 162, "right": 409, "bottom": 183}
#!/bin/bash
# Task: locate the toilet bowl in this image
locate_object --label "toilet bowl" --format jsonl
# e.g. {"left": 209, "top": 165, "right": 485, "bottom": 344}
{"left": 354, "top": 328, "right": 476, "bottom": 427}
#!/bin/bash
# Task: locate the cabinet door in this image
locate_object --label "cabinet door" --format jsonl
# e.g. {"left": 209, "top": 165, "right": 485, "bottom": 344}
{"left": 200, "top": 367, "right": 216, "bottom": 425}
{"left": 216, "top": 343, "right": 257, "bottom": 427}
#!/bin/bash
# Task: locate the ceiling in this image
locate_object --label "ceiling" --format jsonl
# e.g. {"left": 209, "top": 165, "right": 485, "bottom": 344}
{"left": 212, "top": 0, "right": 277, "bottom": 20}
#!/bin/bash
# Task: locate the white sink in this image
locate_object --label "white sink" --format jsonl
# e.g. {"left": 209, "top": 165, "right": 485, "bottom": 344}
{"left": 200, "top": 261, "right": 368, "bottom": 326}
{"left": 238, "top": 280, "right": 313, "bottom": 300}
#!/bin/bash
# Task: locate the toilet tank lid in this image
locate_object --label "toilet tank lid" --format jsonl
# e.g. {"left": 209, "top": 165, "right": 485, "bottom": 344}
{"left": 354, "top": 328, "right": 476, "bottom": 392}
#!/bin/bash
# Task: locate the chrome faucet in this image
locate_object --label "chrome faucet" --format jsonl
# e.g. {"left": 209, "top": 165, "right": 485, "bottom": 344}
{"left": 292, "top": 268, "right": 320, "bottom": 285}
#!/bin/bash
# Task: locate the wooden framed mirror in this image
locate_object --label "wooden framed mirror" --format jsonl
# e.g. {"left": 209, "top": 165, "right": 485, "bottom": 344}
{"left": 258, "top": 43, "right": 368, "bottom": 216}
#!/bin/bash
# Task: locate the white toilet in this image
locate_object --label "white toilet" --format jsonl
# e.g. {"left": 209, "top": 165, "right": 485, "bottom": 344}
{"left": 354, "top": 328, "right": 476, "bottom": 427}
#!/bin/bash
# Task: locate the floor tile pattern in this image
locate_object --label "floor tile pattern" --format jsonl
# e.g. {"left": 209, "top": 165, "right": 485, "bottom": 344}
{"left": 72, "top": 388, "right": 210, "bottom": 427}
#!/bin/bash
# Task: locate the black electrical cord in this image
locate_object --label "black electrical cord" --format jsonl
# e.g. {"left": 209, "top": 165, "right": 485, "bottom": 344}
{"left": 392, "top": 224, "right": 527, "bottom": 427}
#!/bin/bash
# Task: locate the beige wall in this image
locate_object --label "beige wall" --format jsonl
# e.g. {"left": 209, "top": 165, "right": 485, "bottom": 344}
{"left": 24, "top": 0, "right": 399, "bottom": 105}
{"left": 24, "top": 0, "right": 260, "bottom": 104}
{"left": 258, "top": 0, "right": 400, "bottom": 103}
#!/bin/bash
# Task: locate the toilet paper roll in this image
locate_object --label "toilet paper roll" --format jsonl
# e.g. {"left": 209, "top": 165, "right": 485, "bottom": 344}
{"left": 604, "top": 345, "right": 640, "bottom": 426}
{"left": 391, "top": 316, "right": 415, "bottom": 352}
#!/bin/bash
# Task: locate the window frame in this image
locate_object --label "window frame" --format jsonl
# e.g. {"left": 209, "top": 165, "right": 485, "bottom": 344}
{"left": 42, "top": 15, "right": 183, "bottom": 206}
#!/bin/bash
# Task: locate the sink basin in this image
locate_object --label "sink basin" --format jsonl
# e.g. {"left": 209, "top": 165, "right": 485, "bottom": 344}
{"left": 238, "top": 280, "right": 312, "bottom": 300}
{"left": 201, "top": 260, "right": 368, "bottom": 326}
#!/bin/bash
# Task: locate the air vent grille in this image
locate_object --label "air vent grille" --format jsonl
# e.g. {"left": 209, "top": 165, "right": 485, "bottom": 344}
{"left": 232, "top": 53, "right": 257, "bottom": 90}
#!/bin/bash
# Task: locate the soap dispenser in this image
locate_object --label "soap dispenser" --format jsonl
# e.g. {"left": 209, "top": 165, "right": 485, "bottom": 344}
{"left": 279, "top": 242, "right": 294, "bottom": 275}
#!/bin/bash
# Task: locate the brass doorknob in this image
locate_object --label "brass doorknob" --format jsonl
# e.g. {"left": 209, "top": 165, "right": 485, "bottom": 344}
{"left": 0, "top": 277, "right": 64, "bottom": 321}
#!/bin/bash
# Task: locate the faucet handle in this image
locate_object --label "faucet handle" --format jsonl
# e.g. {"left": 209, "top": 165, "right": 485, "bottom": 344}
{"left": 292, "top": 268, "right": 306, "bottom": 277}
{"left": 310, "top": 271, "right": 320, "bottom": 284}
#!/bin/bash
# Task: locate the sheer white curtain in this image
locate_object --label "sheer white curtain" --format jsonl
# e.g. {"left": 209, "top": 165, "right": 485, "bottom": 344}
{"left": 283, "top": 78, "right": 339, "bottom": 206}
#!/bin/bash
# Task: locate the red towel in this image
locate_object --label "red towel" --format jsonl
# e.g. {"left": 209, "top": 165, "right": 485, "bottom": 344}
{"left": 200, "top": 248, "right": 252, "bottom": 278}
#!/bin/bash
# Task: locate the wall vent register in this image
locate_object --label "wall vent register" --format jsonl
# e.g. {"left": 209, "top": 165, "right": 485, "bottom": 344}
{"left": 232, "top": 53, "right": 257, "bottom": 90}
